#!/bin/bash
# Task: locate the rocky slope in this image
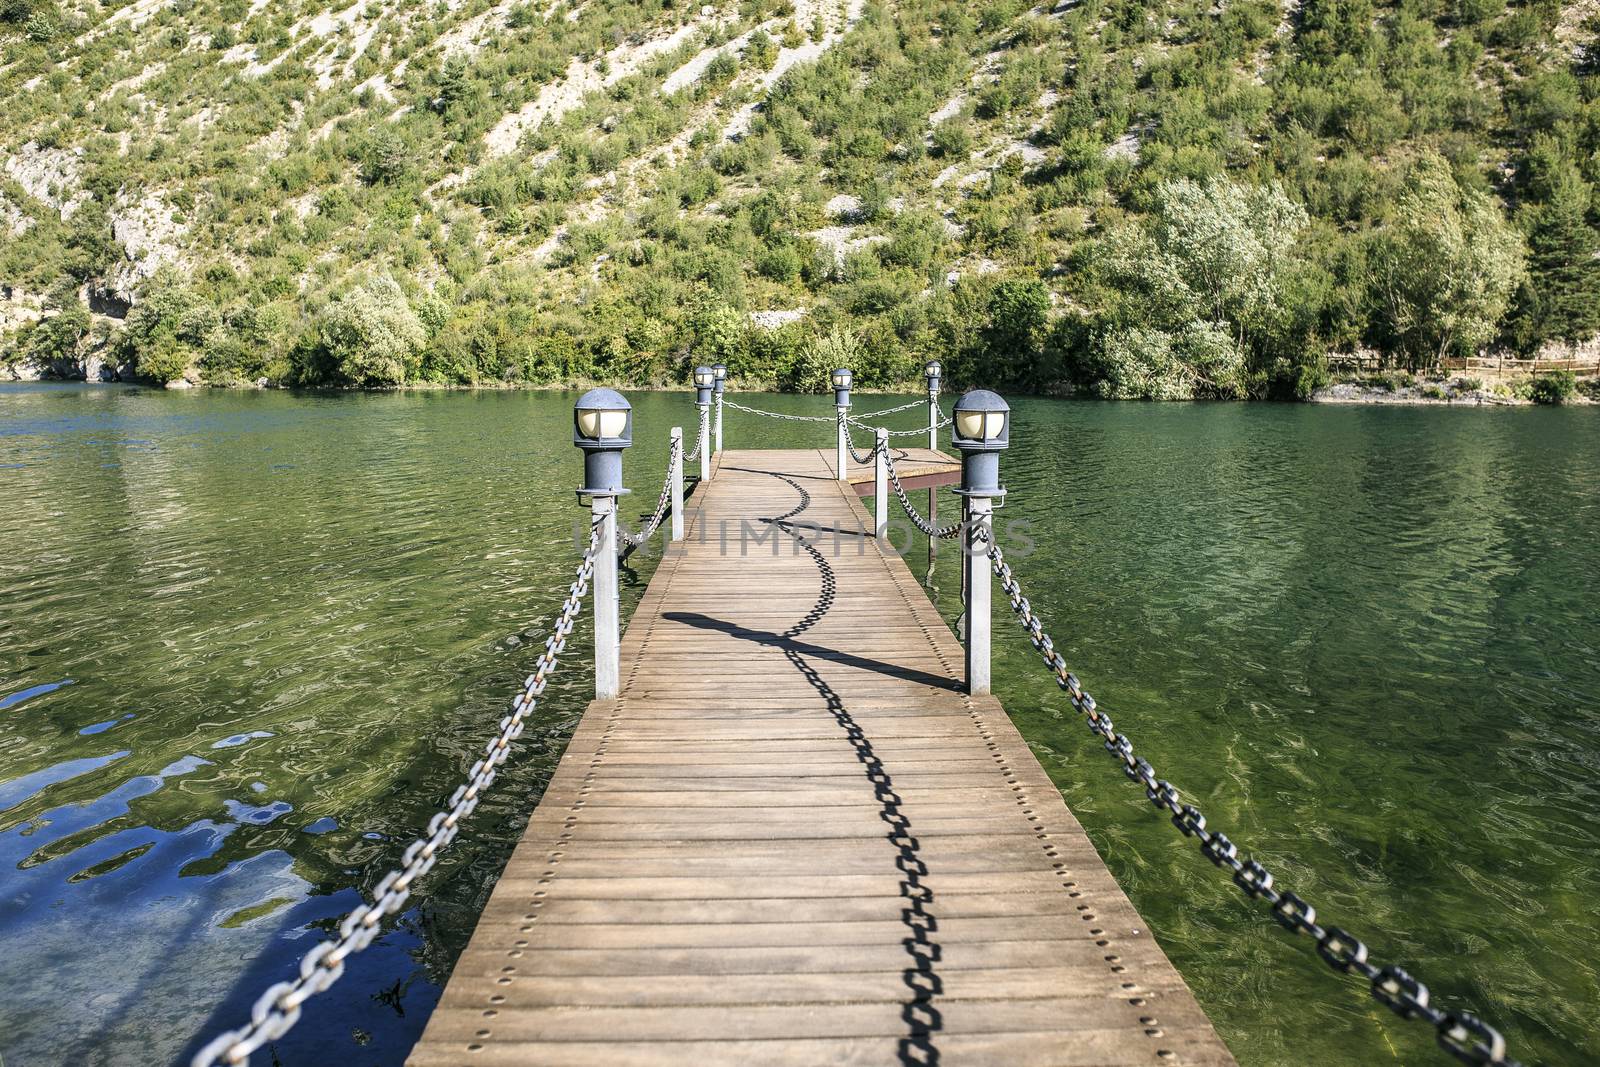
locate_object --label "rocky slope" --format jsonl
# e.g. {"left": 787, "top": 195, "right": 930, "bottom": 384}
{"left": 2, "top": 0, "right": 1597, "bottom": 394}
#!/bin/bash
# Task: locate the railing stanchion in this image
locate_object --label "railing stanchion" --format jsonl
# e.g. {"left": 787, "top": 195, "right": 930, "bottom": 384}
{"left": 573, "top": 389, "right": 633, "bottom": 700}
{"left": 693, "top": 365, "right": 714, "bottom": 481}
{"left": 670, "top": 426, "right": 684, "bottom": 542}
{"left": 873, "top": 428, "right": 889, "bottom": 538}
{"left": 699, "top": 404, "right": 710, "bottom": 482}
{"left": 964, "top": 496, "right": 992, "bottom": 694}
{"left": 712, "top": 364, "right": 726, "bottom": 455}
{"left": 925, "top": 360, "right": 941, "bottom": 451}
{"left": 951, "top": 389, "right": 1009, "bottom": 697}
{"left": 593, "top": 496, "right": 620, "bottom": 698}
{"left": 832, "top": 367, "right": 853, "bottom": 480}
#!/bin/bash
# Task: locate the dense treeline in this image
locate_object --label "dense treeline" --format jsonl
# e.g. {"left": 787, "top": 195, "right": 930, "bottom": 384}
{"left": 2, "top": 0, "right": 1598, "bottom": 399}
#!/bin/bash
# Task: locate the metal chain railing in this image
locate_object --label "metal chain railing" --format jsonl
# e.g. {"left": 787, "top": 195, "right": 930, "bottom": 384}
{"left": 982, "top": 532, "right": 1522, "bottom": 1067}
{"left": 875, "top": 414, "right": 951, "bottom": 437}
{"left": 620, "top": 435, "right": 680, "bottom": 549}
{"left": 839, "top": 411, "right": 878, "bottom": 464}
{"left": 883, "top": 447, "right": 964, "bottom": 539}
{"left": 723, "top": 398, "right": 836, "bottom": 423}
{"left": 684, "top": 415, "right": 705, "bottom": 462}
{"left": 191, "top": 522, "right": 604, "bottom": 1067}
{"left": 847, "top": 397, "right": 925, "bottom": 423}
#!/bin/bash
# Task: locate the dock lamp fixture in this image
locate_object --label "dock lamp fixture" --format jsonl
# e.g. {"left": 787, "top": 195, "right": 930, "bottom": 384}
{"left": 950, "top": 388, "right": 1009, "bottom": 696}
{"left": 951, "top": 389, "right": 1009, "bottom": 499}
{"left": 833, "top": 367, "right": 853, "bottom": 481}
{"left": 692, "top": 365, "right": 713, "bottom": 480}
{"left": 693, "top": 364, "right": 715, "bottom": 406}
{"left": 711, "top": 363, "right": 727, "bottom": 455}
{"left": 573, "top": 388, "right": 632, "bottom": 700}
{"left": 574, "top": 388, "right": 633, "bottom": 498}
{"left": 924, "top": 359, "right": 943, "bottom": 449}
{"left": 924, "top": 359, "right": 942, "bottom": 393}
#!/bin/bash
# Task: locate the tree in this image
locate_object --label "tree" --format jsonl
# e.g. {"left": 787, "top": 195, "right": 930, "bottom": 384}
{"left": 355, "top": 127, "right": 411, "bottom": 185}
{"left": 22, "top": 302, "right": 89, "bottom": 365}
{"left": 787, "top": 325, "right": 859, "bottom": 393}
{"left": 1089, "top": 321, "right": 1246, "bottom": 400}
{"left": 980, "top": 279, "right": 1050, "bottom": 387}
{"left": 1369, "top": 154, "right": 1525, "bottom": 369}
{"left": 320, "top": 277, "right": 425, "bottom": 386}
{"left": 1102, "top": 175, "right": 1307, "bottom": 354}
{"left": 118, "top": 275, "right": 214, "bottom": 383}
{"left": 1508, "top": 164, "right": 1600, "bottom": 352}
{"left": 1085, "top": 176, "right": 1300, "bottom": 397}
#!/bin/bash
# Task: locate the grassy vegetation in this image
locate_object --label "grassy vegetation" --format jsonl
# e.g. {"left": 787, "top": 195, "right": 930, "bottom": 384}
{"left": 2, "top": 0, "right": 1598, "bottom": 399}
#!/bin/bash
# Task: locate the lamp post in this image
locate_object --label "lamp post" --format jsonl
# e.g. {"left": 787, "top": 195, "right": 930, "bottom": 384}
{"left": 951, "top": 389, "right": 1009, "bottom": 696}
{"left": 693, "top": 365, "right": 714, "bottom": 482}
{"left": 711, "top": 363, "right": 726, "bottom": 456}
{"left": 873, "top": 426, "right": 890, "bottom": 539}
{"left": 832, "top": 366, "right": 852, "bottom": 481}
{"left": 923, "top": 359, "right": 943, "bottom": 582}
{"left": 574, "top": 388, "right": 632, "bottom": 700}
{"left": 669, "top": 425, "right": 684, "bottom": 542}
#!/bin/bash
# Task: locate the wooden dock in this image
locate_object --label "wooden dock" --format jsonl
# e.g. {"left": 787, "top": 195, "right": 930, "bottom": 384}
{"left": 410, "top": 447, "right": 1236, "bottom": 1067}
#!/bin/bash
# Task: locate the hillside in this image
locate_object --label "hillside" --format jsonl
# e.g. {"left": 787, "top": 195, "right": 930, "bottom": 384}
{"left": 2, "top": 0, "right": 1598, "bottom": 398}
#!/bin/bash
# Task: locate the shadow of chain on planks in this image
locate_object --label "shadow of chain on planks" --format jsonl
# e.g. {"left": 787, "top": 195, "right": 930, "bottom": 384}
{"left": 664, "top": 470, "right": 943, "bottom": 1066}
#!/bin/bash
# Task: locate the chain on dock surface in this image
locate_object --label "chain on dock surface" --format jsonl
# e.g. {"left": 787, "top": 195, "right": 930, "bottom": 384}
{"left": 190, "top": 522, "right": 603, "bottom": 1067}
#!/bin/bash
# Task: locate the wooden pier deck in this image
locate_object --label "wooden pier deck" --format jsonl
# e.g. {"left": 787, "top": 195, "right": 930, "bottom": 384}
{"left": 410, "top": 448, "right": 1236, "bottom": 1067}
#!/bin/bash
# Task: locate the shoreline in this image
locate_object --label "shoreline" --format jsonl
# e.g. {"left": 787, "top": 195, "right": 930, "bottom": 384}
{"left": 5, "top": 368, "right": 1597, "bottom": 407}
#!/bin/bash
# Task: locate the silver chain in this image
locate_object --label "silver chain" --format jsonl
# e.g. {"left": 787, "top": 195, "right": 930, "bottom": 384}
{"left": 847, "top": 397, "right": 925, "bottom": 422}
{"left": 723, "top": 398, "right": 838, "bottom": 423}
{"left": 620, "top": 435, "right": 680, "bottom": 548}
{"left": 190, "top": 523, "right": 603, "bottom": 1067}
{"left": 848, "top": 398, "right": 952, "bottom": 437}
{"left": 883, "top": 447, "right": 963, "bottom": 538}
{"left": 839, "top": 411, "right": 878, "bottom": 464}
{"left": 684, "top": 415, "right": 704, "bottom": 462}
{"left": 875, "top": 415, "right": 951, "bottom": 437}
{"left": 983, "top": 533, "right": 1522, "bottom": 1067}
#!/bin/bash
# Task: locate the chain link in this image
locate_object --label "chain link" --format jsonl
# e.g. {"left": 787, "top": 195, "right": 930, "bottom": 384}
{"left": 847, "top": 397, "right": 952, "bottom": 437}
{"left": 723, "top": 398, "right": 837, "bottom": 423}
{"left": 847, "top": 397, "right": 926, "bottom": 422}
{"left": 620, "top": 435, "right": 680, "bottom": 549}
{"left": 982, "top": 532, "right": 1522, "bottom": 1067}
{"left": 883, "top": 447, "right": 964, "bottom": 538}
{"left": 876, "top": 414, "right": 952, "bottom": 437}
{"left": 684, "top": 413, "right": 705, "bottom": 462}
{"left": 839, "top": 411, "right": 878, "bottom": 465}
{"left": 190, "top": 523, "right": 604, "bottom": 1067}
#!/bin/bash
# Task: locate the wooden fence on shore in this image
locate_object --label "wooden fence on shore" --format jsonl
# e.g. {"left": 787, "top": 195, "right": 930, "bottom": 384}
{"left": 1328, "top": 354, "right": 1600, "bottom": 376}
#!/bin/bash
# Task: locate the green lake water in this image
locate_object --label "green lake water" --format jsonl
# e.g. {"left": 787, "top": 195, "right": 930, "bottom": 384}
{"left": 1, "top": 383, "right": 1596, "bottom": 1066}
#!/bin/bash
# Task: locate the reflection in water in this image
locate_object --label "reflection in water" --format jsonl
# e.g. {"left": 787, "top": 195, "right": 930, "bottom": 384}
{"left": 1, "top": 385, "right": 1597, "bottom": 1066}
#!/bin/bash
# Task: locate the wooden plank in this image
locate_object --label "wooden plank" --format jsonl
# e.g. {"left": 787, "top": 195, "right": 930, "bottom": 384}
{"left": 409, "top": 447, "right": 1235, "bottom": 1066}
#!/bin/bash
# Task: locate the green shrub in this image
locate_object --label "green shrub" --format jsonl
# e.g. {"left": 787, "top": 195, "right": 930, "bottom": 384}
{"left": 757, "top": 242, "right": 803, "bottom": 282}
{"left": 1530, "top": 370, "right": 1576, "bottom": 404}
{"left": 319, "top": 276, "right": 425, "bottom": 386}
{"left": 930, "top": 122, "right": 972, "bottom": 160}
{"left": 137, "top": 335, "right": 194, "bottom": 385}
